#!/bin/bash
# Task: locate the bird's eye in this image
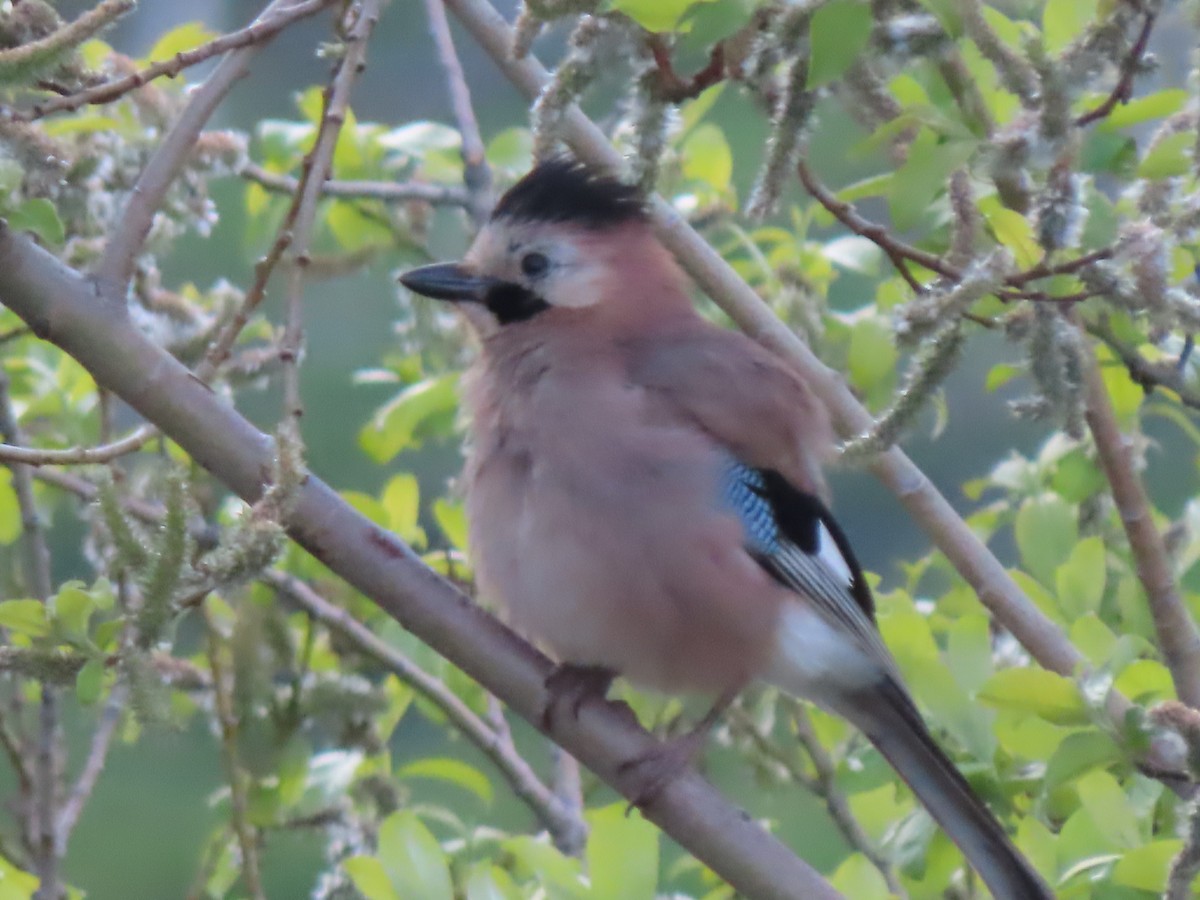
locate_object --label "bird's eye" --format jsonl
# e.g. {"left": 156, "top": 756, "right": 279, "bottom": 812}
{"left": 520, "top": 252, "right": 550, "bottom": 278}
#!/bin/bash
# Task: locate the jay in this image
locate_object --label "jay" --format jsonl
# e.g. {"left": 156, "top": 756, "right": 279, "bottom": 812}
{"left": 400, "top": 159, "right": 1051, "bottom": 900}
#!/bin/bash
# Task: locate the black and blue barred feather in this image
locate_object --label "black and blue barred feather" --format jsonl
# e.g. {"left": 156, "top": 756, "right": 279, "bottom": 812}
{"left": 719, "top": 457, "right": 875, "bottom": 623}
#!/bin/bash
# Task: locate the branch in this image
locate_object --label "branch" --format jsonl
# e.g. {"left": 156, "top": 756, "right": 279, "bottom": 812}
{"left": 1074, "top": 9, "right": 1157, "bottom": 127}
{"left": 1075, "top": 320, "right": 1200, "bottom": 707}
{"left": 55, "top": 684, "right": 126, "bottom": 848}
{"left": 240, "top": 162, "right": 470, "bottom": 206}
{"left": 277, "top": 0, "right": 380, "bottom": 429}
{"left": 264, "top": 570, "right": 587, "bottom": 851}
{"left": 95, "top": 0, "right": 333, "bottom": 292}
{"left": 0, "top": 226, "right": 843, "bottom": 899}
{"left": 0, "top": 371, "right": 59, "bottom": 893}
{"left": 205, "top": 615, "right": 265, "bottom": 900}
{"left": 421, "top": 0, "right": 494, "bottom": 226}
{"left": 0, "top": 423, "right": 156, "bottom": 466}
{"left": 1087, "top": 318, "right": 1200, "bottom": 411}
{"left": 646, "top": 34, "right": 727, "bottom": 103}
{"left": 9, "top": 0, "right": 332, "bottom": 122}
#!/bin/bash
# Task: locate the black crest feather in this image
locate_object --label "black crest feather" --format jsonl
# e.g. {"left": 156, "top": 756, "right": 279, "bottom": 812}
{"left": 492, "top": 158, "right": 647, "bottom": 228}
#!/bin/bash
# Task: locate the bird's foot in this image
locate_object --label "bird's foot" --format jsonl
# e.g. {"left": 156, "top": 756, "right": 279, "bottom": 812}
{"left": 540, "top": 663, "right": 616, "bottom": 731}
{"left": 617, "top": 728, "right": 709, "bottom": 810}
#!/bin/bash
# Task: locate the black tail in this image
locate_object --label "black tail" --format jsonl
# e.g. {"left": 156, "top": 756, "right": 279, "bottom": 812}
{"left": 850, "top": 679, "right": 1053, "bottom": 900}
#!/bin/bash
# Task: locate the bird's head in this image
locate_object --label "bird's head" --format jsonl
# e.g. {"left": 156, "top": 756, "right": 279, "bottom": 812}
{"left": 399, "top": 159, "right": 688, "bottom": 335}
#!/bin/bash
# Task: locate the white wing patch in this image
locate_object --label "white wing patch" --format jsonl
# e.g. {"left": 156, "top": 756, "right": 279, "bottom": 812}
{"left": 816, "top": 521, "right": 854, "bottom": 586}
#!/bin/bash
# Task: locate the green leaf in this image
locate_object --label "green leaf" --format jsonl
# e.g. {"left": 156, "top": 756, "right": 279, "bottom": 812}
{"left": 501, "top": 836, "right": 587, "bottom": 897}
{"left": 1112, "top": 839, "right": 1182, "bottom": 891}
{"left": 8, "top": 198, "right": 65, "bottom": 246}
{"left": 1054, "top": 537, "right": 1106, "bottom": 620}
{"left": 829, "top": 853, "right": 890, "bottom": 899}
{"left": 681, "top": 123, "right": 732, "bottom": 192}
{"left": 807, "top": 0, "right": 874, "bottom": 87}
{"left": 359, "top": 373, "right": 459, "bottom": 464}
{"left": 51, "top": 582, "right": 95, "bottom": 639}
{"left": 463, "top": 863, "right": 522, "bottom": 900}
{"left": 432, "top": 498, "right": 468, "bottom": 551}
{"left": 1098, "top": 89, "right": 1189, "bottom": 132}
{"left": 485, "top": 127, "right": 533, "bottom": 174}
{"left": 326, "top": 201, "right": 392, "bottom": 251}
{"left": 847, "top": 317, "right": 897, "bottom": 403}
{"left": 985, "top": 363, "right": 1021, "bottom": 392}
{"left": 1014, "top": 494, "right": 1078, "bottom": 586}
{"left": 343, "top": 856, "right": 400, "bottom": 900}
{"left": 145, "top": 22, "right": 217, "bottom": 63}
{"left": 75, "top": 657, "right": 104, "bottom": 706}
{"left": 889, "top": 134, "right": 974, "bottom": 232}
{"left": 376, "top": 810, "right": 453, "bottom": 900}
{"left": 586, "top": 803, "right": 658, "bottom": 900}
{"left": 1137, "top": 132, "right": 1193, "bottom": 180}
{"left": 398, "top": 757, "right": 494, "bottom": 807}
{"left": 1044, "top": 730, "right": 1120, "bottom": 792}
{"left": 0, "top": 599, "right": 49, "bottom": 638}
{"left": 1050, "top": 448, "right": 1106, "bottom": 502}
{"left": 610, "top": 0, "right": 716, "bottom": 32}
{"left": 978, "top": 668, "right": 1089, "bottom": 725}
{"left": 1075, "top": 769, "right": 1139, "bottom": 848}
{"left": 0, "top": 469, "right": 22, "bottom": 545}
{"left": 980, "top": 204, "right": 1040, "bottom": 268}
{"left": 1043, "top": 0, "right": 1097, "bottom": 53}
{"left": 381, "top": 473, "right": 426, "bottom": 548}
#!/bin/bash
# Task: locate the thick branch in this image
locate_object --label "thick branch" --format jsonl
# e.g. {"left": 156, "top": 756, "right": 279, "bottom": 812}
{"left": 0, "top": 227, "right": 842, "bottom": 899}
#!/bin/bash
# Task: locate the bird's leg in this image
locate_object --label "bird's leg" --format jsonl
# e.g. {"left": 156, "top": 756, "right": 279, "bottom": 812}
{"left": 618, "top": 684, "right": 740, "bottom": 809}
{"left": 540, "top": 663, "right": 617, "bottom": 731}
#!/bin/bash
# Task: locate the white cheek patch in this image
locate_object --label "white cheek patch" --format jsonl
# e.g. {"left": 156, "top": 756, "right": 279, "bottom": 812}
{"left": 816, "top": 521, "right": 854, "bottom": 587}
{"left": 541, "top": 263, "right": 606, "bottom": 309}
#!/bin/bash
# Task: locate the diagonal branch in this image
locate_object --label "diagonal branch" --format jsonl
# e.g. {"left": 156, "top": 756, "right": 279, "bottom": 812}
{"left": 0, "top": 224, "right": 844, "bottom": 900}
{"left": 1075, "top": 321, "right": 1200, "bottom": 707}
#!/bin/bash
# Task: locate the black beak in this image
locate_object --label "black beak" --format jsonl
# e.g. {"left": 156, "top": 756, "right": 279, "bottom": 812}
{"left": 398, "top": 262, "right": 494, "bottom": 303}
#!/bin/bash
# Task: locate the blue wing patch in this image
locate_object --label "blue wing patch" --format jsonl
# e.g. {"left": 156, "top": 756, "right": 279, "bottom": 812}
{"left": 719, "top": 456, "right": 875, "bottom": 623}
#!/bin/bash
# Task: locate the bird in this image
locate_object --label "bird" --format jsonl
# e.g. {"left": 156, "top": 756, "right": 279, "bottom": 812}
{"left": 398, "top": 158, "right": 1052, "bottom": 900}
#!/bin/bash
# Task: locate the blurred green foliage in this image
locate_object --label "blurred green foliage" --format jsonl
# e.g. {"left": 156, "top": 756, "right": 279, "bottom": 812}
{"left": 0, "top": 0, "right": 1199, "bottom": 898}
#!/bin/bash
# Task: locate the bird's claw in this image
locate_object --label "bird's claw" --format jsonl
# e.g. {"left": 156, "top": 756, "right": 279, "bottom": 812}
{"left": 617, "top": 729, "right": 708, "bottom": 811}
{"left": 540, "top": 663, "right": 616, "bottom": 731}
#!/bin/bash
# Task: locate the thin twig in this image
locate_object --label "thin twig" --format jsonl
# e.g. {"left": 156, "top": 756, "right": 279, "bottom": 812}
{"left": 0, "top": 424, "right": 156, "bottom": 466}
{"left": 0, "top": 373, "right": 58, "bottom": 897}
{"left": 645, "top": 34, "right": 727, "bottom": 103}
{"left": 55, "top": 684, "right": 127, "bottom": 848}
{"left": 96, "top": 0, "right": 333, "bottom": 291}
{"left": 1075, "top": 9, "right": 1157, "bottom": 127}
{"left": 264, "top": 570, "right": 588, "bottom": 850}
{"left": 8, "top": 0, "right": 333, "bottom": 123}
{"left": 421, "top": 0, "right": 493, "bottom": 226}
{"left": 1088, "top": 318, "right": 1200, "bottom": 411}
{"left": 1075, "top": 316, "right": 1200, "bottom": 707}
{"left": 240, "top": 162, "right": 469, "bottom": 206}
{"left": 204, "top": 614, "right": 265, "bottom": 900}
{"left": 278, "top": 0, "right": 381, "bottom": 430}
